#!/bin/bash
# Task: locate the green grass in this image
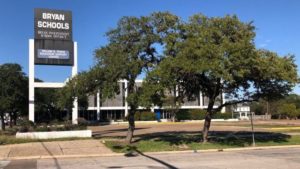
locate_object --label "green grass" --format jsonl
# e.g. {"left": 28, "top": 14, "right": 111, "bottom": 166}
{"left": 104, "top": 133, "right": 300, "bottom": 153}
{"left": 256, "top": 135, "right": 300, "bottom": 146}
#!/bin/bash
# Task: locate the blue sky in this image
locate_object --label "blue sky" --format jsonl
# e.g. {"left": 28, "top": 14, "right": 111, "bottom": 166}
{"left": 0, "top": 0, "right": 300, "bottom": 93}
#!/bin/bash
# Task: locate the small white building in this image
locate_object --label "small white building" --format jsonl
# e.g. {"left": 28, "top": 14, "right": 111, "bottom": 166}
{"left": 233, "top": 103, "right": 251, "bottom": 120}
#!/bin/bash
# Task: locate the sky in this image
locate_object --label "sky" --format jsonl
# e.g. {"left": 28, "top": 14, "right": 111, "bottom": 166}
{"left": 0, "top": 0, "right": 300, "bottom": 93}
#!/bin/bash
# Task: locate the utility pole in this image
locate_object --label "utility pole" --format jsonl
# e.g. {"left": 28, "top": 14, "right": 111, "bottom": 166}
{"left": 250, "top": 112, "right": 255, "bottom": 147}
{"left": 266, "top": 100, "right": 269, "bottom": 115}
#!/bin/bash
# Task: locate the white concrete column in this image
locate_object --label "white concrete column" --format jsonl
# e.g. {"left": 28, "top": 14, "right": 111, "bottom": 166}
{"left": 199, "top": 91, "right": 203, "bottom": 108}
{"left": 124, "top": 80, "right": 128, "bottom": 117}
{"left": 96, "top": 90, "right": 100, "bottom": 121}
{"left": 29, "top": 39, "right": 35, "bottom": 122}
{"left": 221, "top": 92, "right": 226, "bottom": 113}
{"left": 72, "top": 42, "right": 78, "bottom": 124}
{"left": 175, "top": 85, "right": 179, "bottom": 97}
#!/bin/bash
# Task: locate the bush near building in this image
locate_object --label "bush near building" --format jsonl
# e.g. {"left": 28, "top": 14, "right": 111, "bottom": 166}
{"left": 176, "top": 109, "right": 231, "bottom": 121}
{"left": 134, "top": 111, "right": 156, "bottom": 121}
{"left": 1, "top": 118, "right": 88, "bottom": 134}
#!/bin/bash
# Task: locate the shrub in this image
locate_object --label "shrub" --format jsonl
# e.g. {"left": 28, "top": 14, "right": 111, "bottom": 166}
{"left": 18, "top": 119, "right": 35, "bottom": 132}
{"left": 62, "top": 120, "right": 75, "bottom": 131}
{"left": 0, "top": 127, "right": 18, "bottom": 135}
{"left": 49, "top": 119, "right": 63, "bottom": 125}
{"left": 213, "top": 112, "right": 232, "bottom": 119}
{"left": 176, "top": 110, "right": 232, "bottom": 120}
{"left": 134, "top": 111, "right": 156, "bottom": 121}
{"left": 275, "top": 103, "right": 300, "bottom": 119}
{"left": 176, "top": 109, "right": 206, "bottom": 120}
{"left": 78, "top": 118, "right": 88, "bottom": 127}
{"left": 189, "top": 109, "right": 206, "bottom": 120}
{"left": 175, "top": 110, "right": 190, "bottom": 120}
{"left": 35, "top": 123, "right": 51, "bottom": 132}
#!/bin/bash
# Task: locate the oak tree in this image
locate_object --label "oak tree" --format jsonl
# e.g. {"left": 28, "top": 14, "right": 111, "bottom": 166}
{"left": 143, "top": 14, "right": 298, "bottom": 142}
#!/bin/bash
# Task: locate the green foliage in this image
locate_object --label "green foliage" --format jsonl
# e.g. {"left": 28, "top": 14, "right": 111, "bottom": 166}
{"left": 176, "top": 109, "right": 206, "bottom": 120}
{"left": 212, "top": 112, "right": 232, "bottom": 119}
{"left": 141, "top": 14, "right": 298, "bottom": 142}
{"left": 57, "top": 69, "right": 104, "bottom": 112}
{"left": 176, "top": 109, "right": 231, "bottom": 120}
{"left": 175, "top": 110, "right": 190, "bottom": 120}
{"left": 0, "top": 63, "right": 28, "bottom": 130}
{"left": 94, "top": 12, "right": 180, "bottom": 108}
{"left": 250, "top": 100, "right": 266, "bottom": 115}
{"left": 275, "top": 103, "right": 300, "bottom": 119}
{"left": 105, "top": 135, "right": 300, "bottom": 153}
{"left": 134, "top": 111, "right": 156, "bottom": 121}
{"left": 144, "top": 14, "right": 298, "bottom": 112}
{"left": 59, "top": 12, "right": 181, "bottom": 142}
{"left": 18, "top": 119, "right": 35, "bottom": 133}
{"left": 35, "top": 87, "right": 65, "bottom": 123}
{"left": 250, "top": 94, "right": 300, "bottom": 118}
{"left": 16, "top": 118, "right": 87, "bottom": 133}
{"left": 55, "top": 12, "right": 298, "bottom": 143}
{"left": 189, "top": 109, "right": 206, "bottom": 120}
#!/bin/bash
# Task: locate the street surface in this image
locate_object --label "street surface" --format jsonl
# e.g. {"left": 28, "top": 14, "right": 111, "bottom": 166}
{"left": 1, "top": 147, "right": 300, "bottom": 169}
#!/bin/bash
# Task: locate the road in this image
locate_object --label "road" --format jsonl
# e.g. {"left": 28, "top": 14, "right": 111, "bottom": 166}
{"left": 1, "top": 147, "right": 300, "bottom": 169}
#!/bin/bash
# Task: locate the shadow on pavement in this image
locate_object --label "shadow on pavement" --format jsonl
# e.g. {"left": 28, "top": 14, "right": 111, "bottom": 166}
{"left": 41, "top": 142, "right": 61, "bottom": 169}
{"left": 108, "top": 131, "right": 291, "bottom": 152}
{"left": 3, "top": 160, "right": 37, "bottom": 169}
{"left": 124, "top": 147, "right": 178, "bottom": 169}
{"left": 131, "top": 131, "right": 291, "bottom": 147}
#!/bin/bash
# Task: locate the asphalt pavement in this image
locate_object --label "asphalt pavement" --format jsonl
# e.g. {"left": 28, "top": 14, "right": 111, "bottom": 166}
{"left": 1, "top": 147, "right": 300, "bottom": 169}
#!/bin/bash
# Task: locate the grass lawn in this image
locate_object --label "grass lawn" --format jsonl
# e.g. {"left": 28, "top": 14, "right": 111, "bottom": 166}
{"left": 104, "top": 132, "right": 300, "bottom": 153}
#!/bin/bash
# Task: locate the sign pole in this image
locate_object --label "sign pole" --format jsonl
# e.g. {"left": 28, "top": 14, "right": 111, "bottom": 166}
{"left": 29, "top": 39, "right": 35, "bottom": 122}
{"left": 72, "top": 42, "right": 78, "bottom": 124}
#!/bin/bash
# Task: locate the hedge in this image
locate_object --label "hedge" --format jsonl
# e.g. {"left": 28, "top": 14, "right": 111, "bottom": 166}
{"left": 176, "top": 109, "right": 232, "bottom": 120}
{"left": 134, "top": 111, "right": 156, "bottom": 121}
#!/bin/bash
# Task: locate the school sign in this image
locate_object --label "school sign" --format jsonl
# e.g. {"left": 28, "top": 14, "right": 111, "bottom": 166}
{"left": 29, "top": 8, "right": 78, "bottom": 124}
{"left": 34, "top": 8, "right": 74, "bottom": 65}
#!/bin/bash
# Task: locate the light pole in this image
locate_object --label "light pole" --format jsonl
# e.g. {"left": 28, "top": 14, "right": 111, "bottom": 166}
{"left": 250, "top": 112, "right": 255, "bottom": 147}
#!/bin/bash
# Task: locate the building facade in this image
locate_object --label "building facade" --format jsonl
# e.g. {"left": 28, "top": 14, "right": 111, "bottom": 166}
{"left": 233, "top": 103, "right": 251, "bottom": 120}
{"left": 81, "top": 80, "right": 225, "bottom": 121}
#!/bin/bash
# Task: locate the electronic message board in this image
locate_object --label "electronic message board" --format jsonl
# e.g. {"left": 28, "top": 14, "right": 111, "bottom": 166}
{"left": 34, "top": 8, "right": 74, "bottom": 66}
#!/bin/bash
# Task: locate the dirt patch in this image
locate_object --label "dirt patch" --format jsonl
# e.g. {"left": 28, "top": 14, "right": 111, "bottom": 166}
{"left": 90, "top": 121, "right": 276, "bottom": 138}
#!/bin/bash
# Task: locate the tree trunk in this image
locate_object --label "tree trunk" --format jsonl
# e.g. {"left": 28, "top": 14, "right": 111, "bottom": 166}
{"left": 202, "top": 97, "right": 215, "bottom": 143}
{"left": 0, "top": 114, "right": 5, "bottom": 131}
{"left": 9, "top": 112, "right": 13, "bottom": 128}
{"left": 202, "top": 112, "right": 212, "bottom": 143}
{"left": 13, "top": 112, "right": 17, "bottom": 125}
{"left": 126, "top": 109, "right": 135, "bottom": 144}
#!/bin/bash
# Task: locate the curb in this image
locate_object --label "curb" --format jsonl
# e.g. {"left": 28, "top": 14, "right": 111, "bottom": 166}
{"left": 2, "top": 144, "right": 300, "bottom": 161}
{"left": 145, "top": 144, "right": 300, "bottom": 155}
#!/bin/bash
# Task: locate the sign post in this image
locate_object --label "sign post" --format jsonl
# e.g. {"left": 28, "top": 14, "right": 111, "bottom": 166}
{"left": 29, "top": 8, "right": 78, "bottom": 124}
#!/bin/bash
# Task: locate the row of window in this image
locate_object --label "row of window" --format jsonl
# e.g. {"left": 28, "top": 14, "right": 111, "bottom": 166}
{"left": 87, "top": 82, "right": 223, "bottom": 107}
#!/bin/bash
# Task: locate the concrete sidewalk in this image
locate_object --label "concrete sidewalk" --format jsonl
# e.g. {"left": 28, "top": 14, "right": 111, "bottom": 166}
{"left": 2, "top": 139, "right": 300, "bottom": 162}
{"left": 0, "top": 140, "right": 115, "bottom": 160}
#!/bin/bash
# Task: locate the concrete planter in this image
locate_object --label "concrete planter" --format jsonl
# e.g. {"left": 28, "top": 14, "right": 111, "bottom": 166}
{"left": 16, "top": 130, "right": 92, "bottom": 139}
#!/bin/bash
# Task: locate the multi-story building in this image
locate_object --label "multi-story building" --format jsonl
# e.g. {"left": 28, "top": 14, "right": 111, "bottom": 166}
{"left": 81, "top": 80, "right": 225, "bottom": 121}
